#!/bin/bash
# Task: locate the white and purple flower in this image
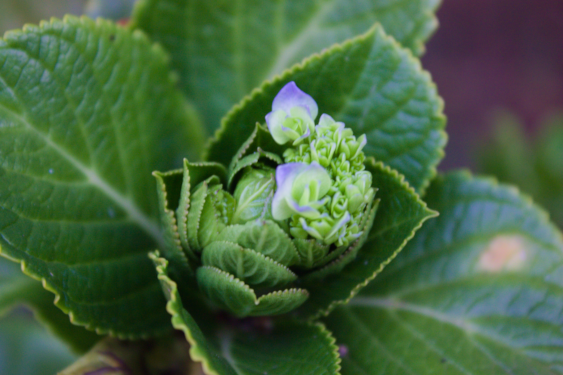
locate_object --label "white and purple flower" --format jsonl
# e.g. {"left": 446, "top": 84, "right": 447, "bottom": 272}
{"left": 265, "top": 82, "right": 318, "bottom": 145}
{"left": 272, "top": 162, "right": 331, "bottom": 220}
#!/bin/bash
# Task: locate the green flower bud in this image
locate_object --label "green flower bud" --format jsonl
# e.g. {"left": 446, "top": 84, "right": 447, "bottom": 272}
{"left": 186, "top": 177, "right": 236, "bottom": 252}
{"left": 266, "top": 107, "right": 315, "bottom": 145}
{"left": 283, "top": 144, "right": 312, "bottom": 164}
{"left": 316, "top": 114, "right": 345, "bottom": 141}
{"left": 162, "top": 82, "right": 379, "bottom": 318}
{"left": 339, "top": 133, "right": 367, "bottom": 161}
{"left": 269, "top": 90, "right": 376, "bottom": 248}
{"left": 330, "top": 191, "right": 349, "bottom": 218}
{"left": 310, "top": 137, "right": 337, "bottom": 167}
{"left": 265, "top": 82, "right": 318, "bottom": 146}
{"left": 198, "top": 184, "right": 236, "bottom": 248}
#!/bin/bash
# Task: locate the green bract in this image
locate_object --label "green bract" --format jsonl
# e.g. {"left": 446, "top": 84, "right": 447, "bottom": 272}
{"left": 155, "top": 83, "right": 379, "bottom": 317}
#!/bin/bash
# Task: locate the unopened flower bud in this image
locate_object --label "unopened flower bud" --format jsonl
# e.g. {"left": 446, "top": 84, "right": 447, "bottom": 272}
{"left": 266, "top": 82, "right": 318, "bottom": 145}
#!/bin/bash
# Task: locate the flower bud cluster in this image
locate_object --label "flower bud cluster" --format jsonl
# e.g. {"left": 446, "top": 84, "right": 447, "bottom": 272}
{"left": 157, "top": 82, "right": 379, "bottom": 317}
{"left": 267, "top": 83, "right": 375, "bottom": 247}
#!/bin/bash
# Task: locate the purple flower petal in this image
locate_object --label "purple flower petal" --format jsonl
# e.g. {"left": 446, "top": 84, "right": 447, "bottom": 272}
{"left": 272, "top": 82, "right": 318, "bottom": 120}
{"left": 272, "top": 163, "right": 307, "bottom": 220}
{"left": 274, "top": 163, "right": 304, "bottom": 189}
{"left": 288, "top": 199, "right": 319, "bottom": 217}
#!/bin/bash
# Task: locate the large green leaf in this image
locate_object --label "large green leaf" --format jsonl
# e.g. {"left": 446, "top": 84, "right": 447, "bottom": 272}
{"left": 131, "top": 0, "right": 441, "bottom": 133}
{"left": 0, "top": 16, "right": 205, "bottom": 337}
{"left": 325, "top": 171, "right": 563, "bottom": 374}
{"left": 206, "top": 25, "right": 446, "bottom": 192}
{"left": 298, "top": 160, "right": 436, "bottom": 318}
{"left": 152, "top": 252, "right": 341, "bottom": 375}
{"left": 0, "top": 312, "right": 77, "bottom": 375}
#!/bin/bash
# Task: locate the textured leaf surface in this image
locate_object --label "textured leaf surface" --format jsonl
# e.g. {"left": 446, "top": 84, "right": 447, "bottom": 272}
{"left": 207, "top": 25, "right": 446, "bottom": 192}
{"left": 0, "top": 16, "right": 205, "bottom": 337}
{"left": 202, "top": 241, "right": 297, "bottom": 289}
{"left": 221, "top": 322, "right": 341, "bottom": 375}
{"left": 297, "top": 160, "right": 435, "bottom": 318}
{"left": 196, "top": 266, "right": 308, "bottom": 317}
{"left": 326, "top": 172, "right": 563, "bottom": 374}
{"left": 131, "top": 0, "right": 441, "bottom": 132}
{"left": 217, "top": 221, "right": 298, "bottom": 266}
{"left": 153, "top": 252, "right": 341, "bottom": 375}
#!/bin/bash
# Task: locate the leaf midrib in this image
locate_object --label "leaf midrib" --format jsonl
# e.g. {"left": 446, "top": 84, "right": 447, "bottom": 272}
{"left": 0, "top": 102, "right": 163, "bottom": 247}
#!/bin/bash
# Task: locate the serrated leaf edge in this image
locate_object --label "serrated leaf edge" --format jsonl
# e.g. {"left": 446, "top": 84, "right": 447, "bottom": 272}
{"left": 0, "top": 250, "right": 169, "bottom": 340}
{"left": 204, "top": 24, "right": 447, "bottom": 194}
{"left": 150, "top": 252, "right": 231, "bottom": 375}
{"left": 310, "top": 159, "right": 438, "bottom": 321}
{"left": 441, "top": 169, "right": 563, "bottom": 244}
{"left": 153, "top": 169, "right": 193, "bottom": 272}
{"left": 203, "top": 240, "right": 298, "bottom": 286}
{"left": 0, "top": 15, "right": 190, "bottom": 339}
{"left": 312, "top": 321, "right": 343, "bottom": 375}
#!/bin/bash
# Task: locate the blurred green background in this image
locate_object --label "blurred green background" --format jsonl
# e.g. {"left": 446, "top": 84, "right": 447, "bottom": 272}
{"left": 0, "top": 0, "right": 136, "bottom": 34}
{"left": 0, "top": 0, "right": 86, "bottom": 33}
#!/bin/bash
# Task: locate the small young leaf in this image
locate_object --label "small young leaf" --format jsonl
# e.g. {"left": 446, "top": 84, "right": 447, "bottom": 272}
{"left": 153, "top": 251, "right": 340, "bottom": 375}
{"left": 131, "top": 0, "right": 441, "bottom": 132}
{"left": 151, "top": 252, "right": 237, "bottom": 375}
{"left": 207, "top": 25, "right": 446, "bottom": 192}
{"left": 153, "top": 169, "right": 196, "bottom": 289}
{"left": 177, "top": 160, "right": 228, "bottom": 255}
{"left": 202, "top": 241, "right": 297, "bottom": 289}
{"left": 326, "top": 172, "right": 563, "bottom": 374}
{"left": 292, "top": 239, "right": 331, "bottom": 269}
{"left": 217, "top": 221, "right": 299, "bottom": 266}
{"left": 196, "top": 266, "right": 308, "bottom": 317}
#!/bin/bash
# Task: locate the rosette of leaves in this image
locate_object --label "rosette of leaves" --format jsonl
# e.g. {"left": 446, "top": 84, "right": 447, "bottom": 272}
{"left": 153, "top": 82, "right": 384, "bottom": 318}
{"left": 1, "top": 1, "right": 563, "bottom": 375}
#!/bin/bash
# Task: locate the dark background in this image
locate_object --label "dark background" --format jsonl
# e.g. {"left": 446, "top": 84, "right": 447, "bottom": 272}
{"left": 423, "top": 0, "right": 563, "bottom": 169}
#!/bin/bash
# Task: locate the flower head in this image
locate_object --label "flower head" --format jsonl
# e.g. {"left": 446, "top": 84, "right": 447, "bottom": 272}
{"left": 267, "top": 82, "right": 376, "bottom": 247}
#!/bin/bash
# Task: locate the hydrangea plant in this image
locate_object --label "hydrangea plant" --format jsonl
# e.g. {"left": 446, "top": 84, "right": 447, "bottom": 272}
{"left": 0, "top": 1, "right": 562, "bottom": 375}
